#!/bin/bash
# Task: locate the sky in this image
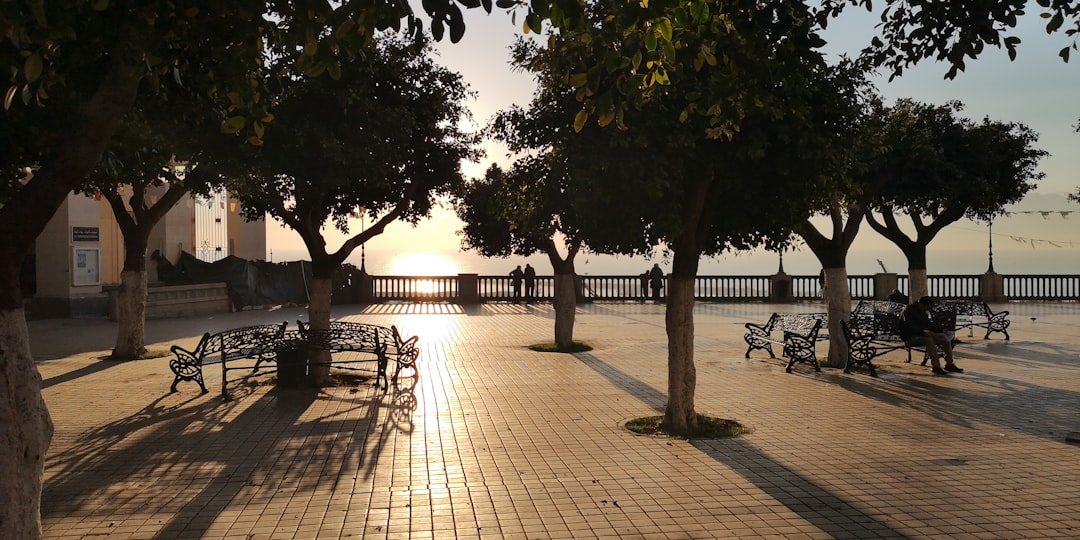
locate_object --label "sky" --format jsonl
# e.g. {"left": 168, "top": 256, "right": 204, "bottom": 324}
{"left": 265, "top": 5, "right": 1080, "bottom": 277}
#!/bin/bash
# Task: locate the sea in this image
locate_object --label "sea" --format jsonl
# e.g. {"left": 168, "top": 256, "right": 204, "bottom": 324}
{"left": 265, "top": 197, "right": 1079, "bottom": 278}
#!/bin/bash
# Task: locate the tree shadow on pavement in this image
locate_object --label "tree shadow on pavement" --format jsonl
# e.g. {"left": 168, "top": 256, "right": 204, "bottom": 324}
{"left": 572, "top": 351, "right": 912, "bottom": 538}
{"left": 40, "top": 378, "right": 412, "bottom": 539}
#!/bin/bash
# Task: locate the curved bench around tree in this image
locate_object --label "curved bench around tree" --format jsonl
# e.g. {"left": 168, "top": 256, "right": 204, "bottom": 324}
{"left": 296, "top": 321, "right": 420, "bottom": 391}
{"left": 169, "top": 320, "right": 419, "bottom": 399}
{"left": 169, "top": 322, "right": 289, "bottom": 395}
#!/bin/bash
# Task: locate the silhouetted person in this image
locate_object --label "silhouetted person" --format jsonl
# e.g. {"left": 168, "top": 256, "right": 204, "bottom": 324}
{"left": 649, "top": 264, "right": 664, "bottom": 302}
{"left": 509, "top": 265, "right": 524, "bottom": 303}
{"left": 524, "top": 264, "right": 536, "bottom": 302}
{"left": 900, "top": 296, "right": 963, "bottom": 375}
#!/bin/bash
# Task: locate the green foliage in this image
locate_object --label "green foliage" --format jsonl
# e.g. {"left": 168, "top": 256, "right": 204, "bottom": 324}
{"left": 232, "top": 34, "right": 481, "bottom": 267}
{"left": 818, "top": 0, "right": 1080, "bottom": 80}
{"left": 863, "top": 99, "right": 1047, "bottom": 223}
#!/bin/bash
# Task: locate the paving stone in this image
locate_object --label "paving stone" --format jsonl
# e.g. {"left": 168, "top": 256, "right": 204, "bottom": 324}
{"left": 33, "top": 302, "right": 1080, "bottom": 539}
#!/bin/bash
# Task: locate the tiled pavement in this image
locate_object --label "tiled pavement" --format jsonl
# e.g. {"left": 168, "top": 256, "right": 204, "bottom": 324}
{"left": 32, "top": 301, "right": 1080, "bottom": 539}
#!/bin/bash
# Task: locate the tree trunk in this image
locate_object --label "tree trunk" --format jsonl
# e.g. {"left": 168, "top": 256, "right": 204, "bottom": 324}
{"left": 822, "top": 267, "right": 851, "bottom": 368}
{"left": 0, "top": 309, "right": 54, "bottom": 539}
{"left": 112, "top": 232, "right": 150, "bottom": 359}
{"left": 112, "top": 269, "right": 148, "bottom": 359}
{"left": 552, "top": 272, "right": 577, "bottom": 350}
{"left": 908, "top": 268, "right": 929, "bottom": 302}
{"left": 306, "top": 276, "right": 334, "bottom": 386}
{"left": 662, "top": 274, "right": 697, "bottom": 433}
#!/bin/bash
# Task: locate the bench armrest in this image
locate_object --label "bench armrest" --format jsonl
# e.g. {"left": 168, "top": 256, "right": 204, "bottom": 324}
{"left": 744, "top": 321, "right": 771, "bottom": 338}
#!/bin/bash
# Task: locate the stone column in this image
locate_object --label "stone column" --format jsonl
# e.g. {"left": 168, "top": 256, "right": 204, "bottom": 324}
{"left": 359, "top": 272, "right": 375, "bottom": 304}
{"left": 457, "top": 273, "right": 480, "bottom": 304}
{"left": 873, "top": 273, "right": 898, "bottom": 300}
{"left": 980, "top": 271, "right": 1005, "bottom": 302}
{"left": 770, "top": 272, "right": 794, "bottom": 303}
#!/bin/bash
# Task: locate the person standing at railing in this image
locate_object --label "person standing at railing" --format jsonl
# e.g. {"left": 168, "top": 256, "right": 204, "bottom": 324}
{"left": 510, "top": 265, "right": 524, "bottom": 303}
{"left": 524, "top": 264, "right": 536, "bottom": 302}
{"left": 650, "top": 264, "right": 665, "bottom": 303}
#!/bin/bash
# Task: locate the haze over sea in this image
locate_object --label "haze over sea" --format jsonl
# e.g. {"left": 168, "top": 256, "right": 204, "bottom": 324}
{"left": 266, "top": 8, "right": 1080, "bottom": 279}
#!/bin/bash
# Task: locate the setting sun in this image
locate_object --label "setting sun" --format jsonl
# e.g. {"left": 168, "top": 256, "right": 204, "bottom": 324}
{"left": 388, "top": 253, "right": 459, "bottom": 277}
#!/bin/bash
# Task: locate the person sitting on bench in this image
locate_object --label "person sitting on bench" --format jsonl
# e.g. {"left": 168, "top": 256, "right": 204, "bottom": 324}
{"left": 900, "top": 296, "right": 964, "bottom": 376}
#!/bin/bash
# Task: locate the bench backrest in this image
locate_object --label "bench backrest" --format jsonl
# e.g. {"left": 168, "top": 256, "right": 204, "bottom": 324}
{"left": 934, "top": 300, "right": 990, "bottom": 317}
{"left": 297, "top": 321, "right": 384, "bottom": 352}
{"left": 199, "top": 322, "right": 288, "bottom": 362}
{"left": 851, "top": 300, "right": 905, "bottom": 340}
{"left": 771, "top": 313, "right": 823, "bottom": 337}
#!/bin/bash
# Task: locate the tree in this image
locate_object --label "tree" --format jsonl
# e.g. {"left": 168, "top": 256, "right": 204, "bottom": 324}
{"left": 0, "top": 2, "right": 493, "bottom": 535}
{"left": 529, "top": 0, "right": 865, "bottom": 434}
{"left": 780, "top": 65, "right": 881, "bottom": 368}
{"left": 82, "top": 106, "right": 245, "bottom": 360}
{"left": 862, "top": 100, "right": 1047, "bottom": 299}
{"left": 457, "top": 162, "right": 583, "bottom": 349}
{"left": 818, "top": 0, "right": 1080, "bottom": 78}
{"left": 231, "top": 35, "right": 480, "bottom": 385}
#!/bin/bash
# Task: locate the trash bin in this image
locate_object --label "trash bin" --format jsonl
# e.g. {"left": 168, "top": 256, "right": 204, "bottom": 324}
{"left": 276, "top": 341, "right": 307, "bottom": 388}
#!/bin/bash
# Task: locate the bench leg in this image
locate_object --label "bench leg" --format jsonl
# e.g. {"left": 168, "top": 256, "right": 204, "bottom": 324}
{"left": 170, "top": 369, "right": 208, "bottom": 394}
{"left": 376, "top": 354, "right": 389, "bottom": 392}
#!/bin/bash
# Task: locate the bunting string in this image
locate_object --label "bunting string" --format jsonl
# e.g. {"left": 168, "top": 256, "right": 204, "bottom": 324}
{"left": 950, "top": 209, "right": 1079, "bottom": 249}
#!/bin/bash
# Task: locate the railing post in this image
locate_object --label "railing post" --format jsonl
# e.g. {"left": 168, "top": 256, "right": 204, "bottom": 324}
{"left": 575, "top": 274, "right": 589, "bottom": 303}
{"left": 980, "top": 271, "right": 1005, "bottom": 302}
{"left": 873, "top": 273, "right": 898, "bottom": 300}
{"left": 457, "top": 273, "right": 480, "bottom": 304}
{"left": 359, "top": 272, "right": 374, "bottom": 304}
{"left": 769, "top": 272, "right": 794, "bottom": 303}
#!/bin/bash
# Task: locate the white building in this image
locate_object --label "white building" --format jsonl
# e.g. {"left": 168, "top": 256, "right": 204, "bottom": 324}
{"left": 29, "top": 188, "right": 266, "bottom": 318}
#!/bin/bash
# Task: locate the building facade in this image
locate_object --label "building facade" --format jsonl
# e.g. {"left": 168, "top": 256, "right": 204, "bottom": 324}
{"left": 29, "top": 188, "right": 266, "bottom": 318}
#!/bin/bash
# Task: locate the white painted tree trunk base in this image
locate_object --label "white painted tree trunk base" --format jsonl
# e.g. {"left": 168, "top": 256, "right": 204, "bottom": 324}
{"left": 0, "top": 309, "right": 53, "bottom": 539}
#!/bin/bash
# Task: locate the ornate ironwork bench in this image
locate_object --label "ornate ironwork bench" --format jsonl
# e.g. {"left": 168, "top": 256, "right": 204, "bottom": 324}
{"left": 295, "top": 321, "right": 419, "bottom": 391}
{"left": 843, "top": 300, "right": 957, "bottom": 376}
{"left": 743, "top": 312, "right": 825, "bottom": 373}
{"left": 169, "top": 322, "right": 289, "bottom": 395}
{"left": 168, "top": 321, "right": 419, "bottom": 398}
{"left": 934, "top": 300, "right": 1010, "bottom": 340}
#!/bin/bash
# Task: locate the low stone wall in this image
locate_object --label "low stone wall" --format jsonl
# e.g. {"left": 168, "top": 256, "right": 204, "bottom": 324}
{"left": 107, "top": 282, "right": 232, "bottom": 321}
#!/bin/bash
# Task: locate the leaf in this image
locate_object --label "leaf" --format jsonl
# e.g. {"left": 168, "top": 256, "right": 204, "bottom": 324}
{"left": 657, "top": 18, "right": 673, "bottom": 42}
{"left": 496, "top": 0, "right": 516, "bottom": 7}
{"left": 3, "top": 86, "right": 16, "bottom": 110}
{"left": 598, "top": 109, "right": 615, "bottom": 127}
{"left": 92, "top": 0, "right": 109, "bottom": 10}
{"left": 247, "top": 136, "right": 264, "bottom": 147}
{"left": 221, "top": 116, "right": 246, "bottom": 134}
{"left": 690, "top": 0, "right": 708, "bottom": 22}
{"left": 573, "top": 109, "right": 588, "bottom": 132}
{"left": 24, "top": 53, "right": 43, "bottom": 83}
{"left": 569, "top": 73, "right": 588, "bottom": 87}
{"left": 1048, "top": 12, "right": 1064, "bottom": 32}
{"left": 526, "top": 12, "right": 541, "bottom": 33}
{"left": 1060, "top": 46, "right": 1071, "bottom": 62}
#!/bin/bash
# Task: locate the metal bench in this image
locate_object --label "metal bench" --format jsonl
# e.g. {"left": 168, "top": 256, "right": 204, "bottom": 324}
{"left": 296, "top": 321, "right": 420, "bottom": 391}
{"left": 843, "top": 300, "right": 952, "bottom": 376}
{"left": 169, "top": 322, "right": 288, "bottom": 395}
{"left": 933, "top": 300, "right": 1010, "bottom": 340}
{"left": 743, "top": 312, "right": 825, "bottom": 373}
